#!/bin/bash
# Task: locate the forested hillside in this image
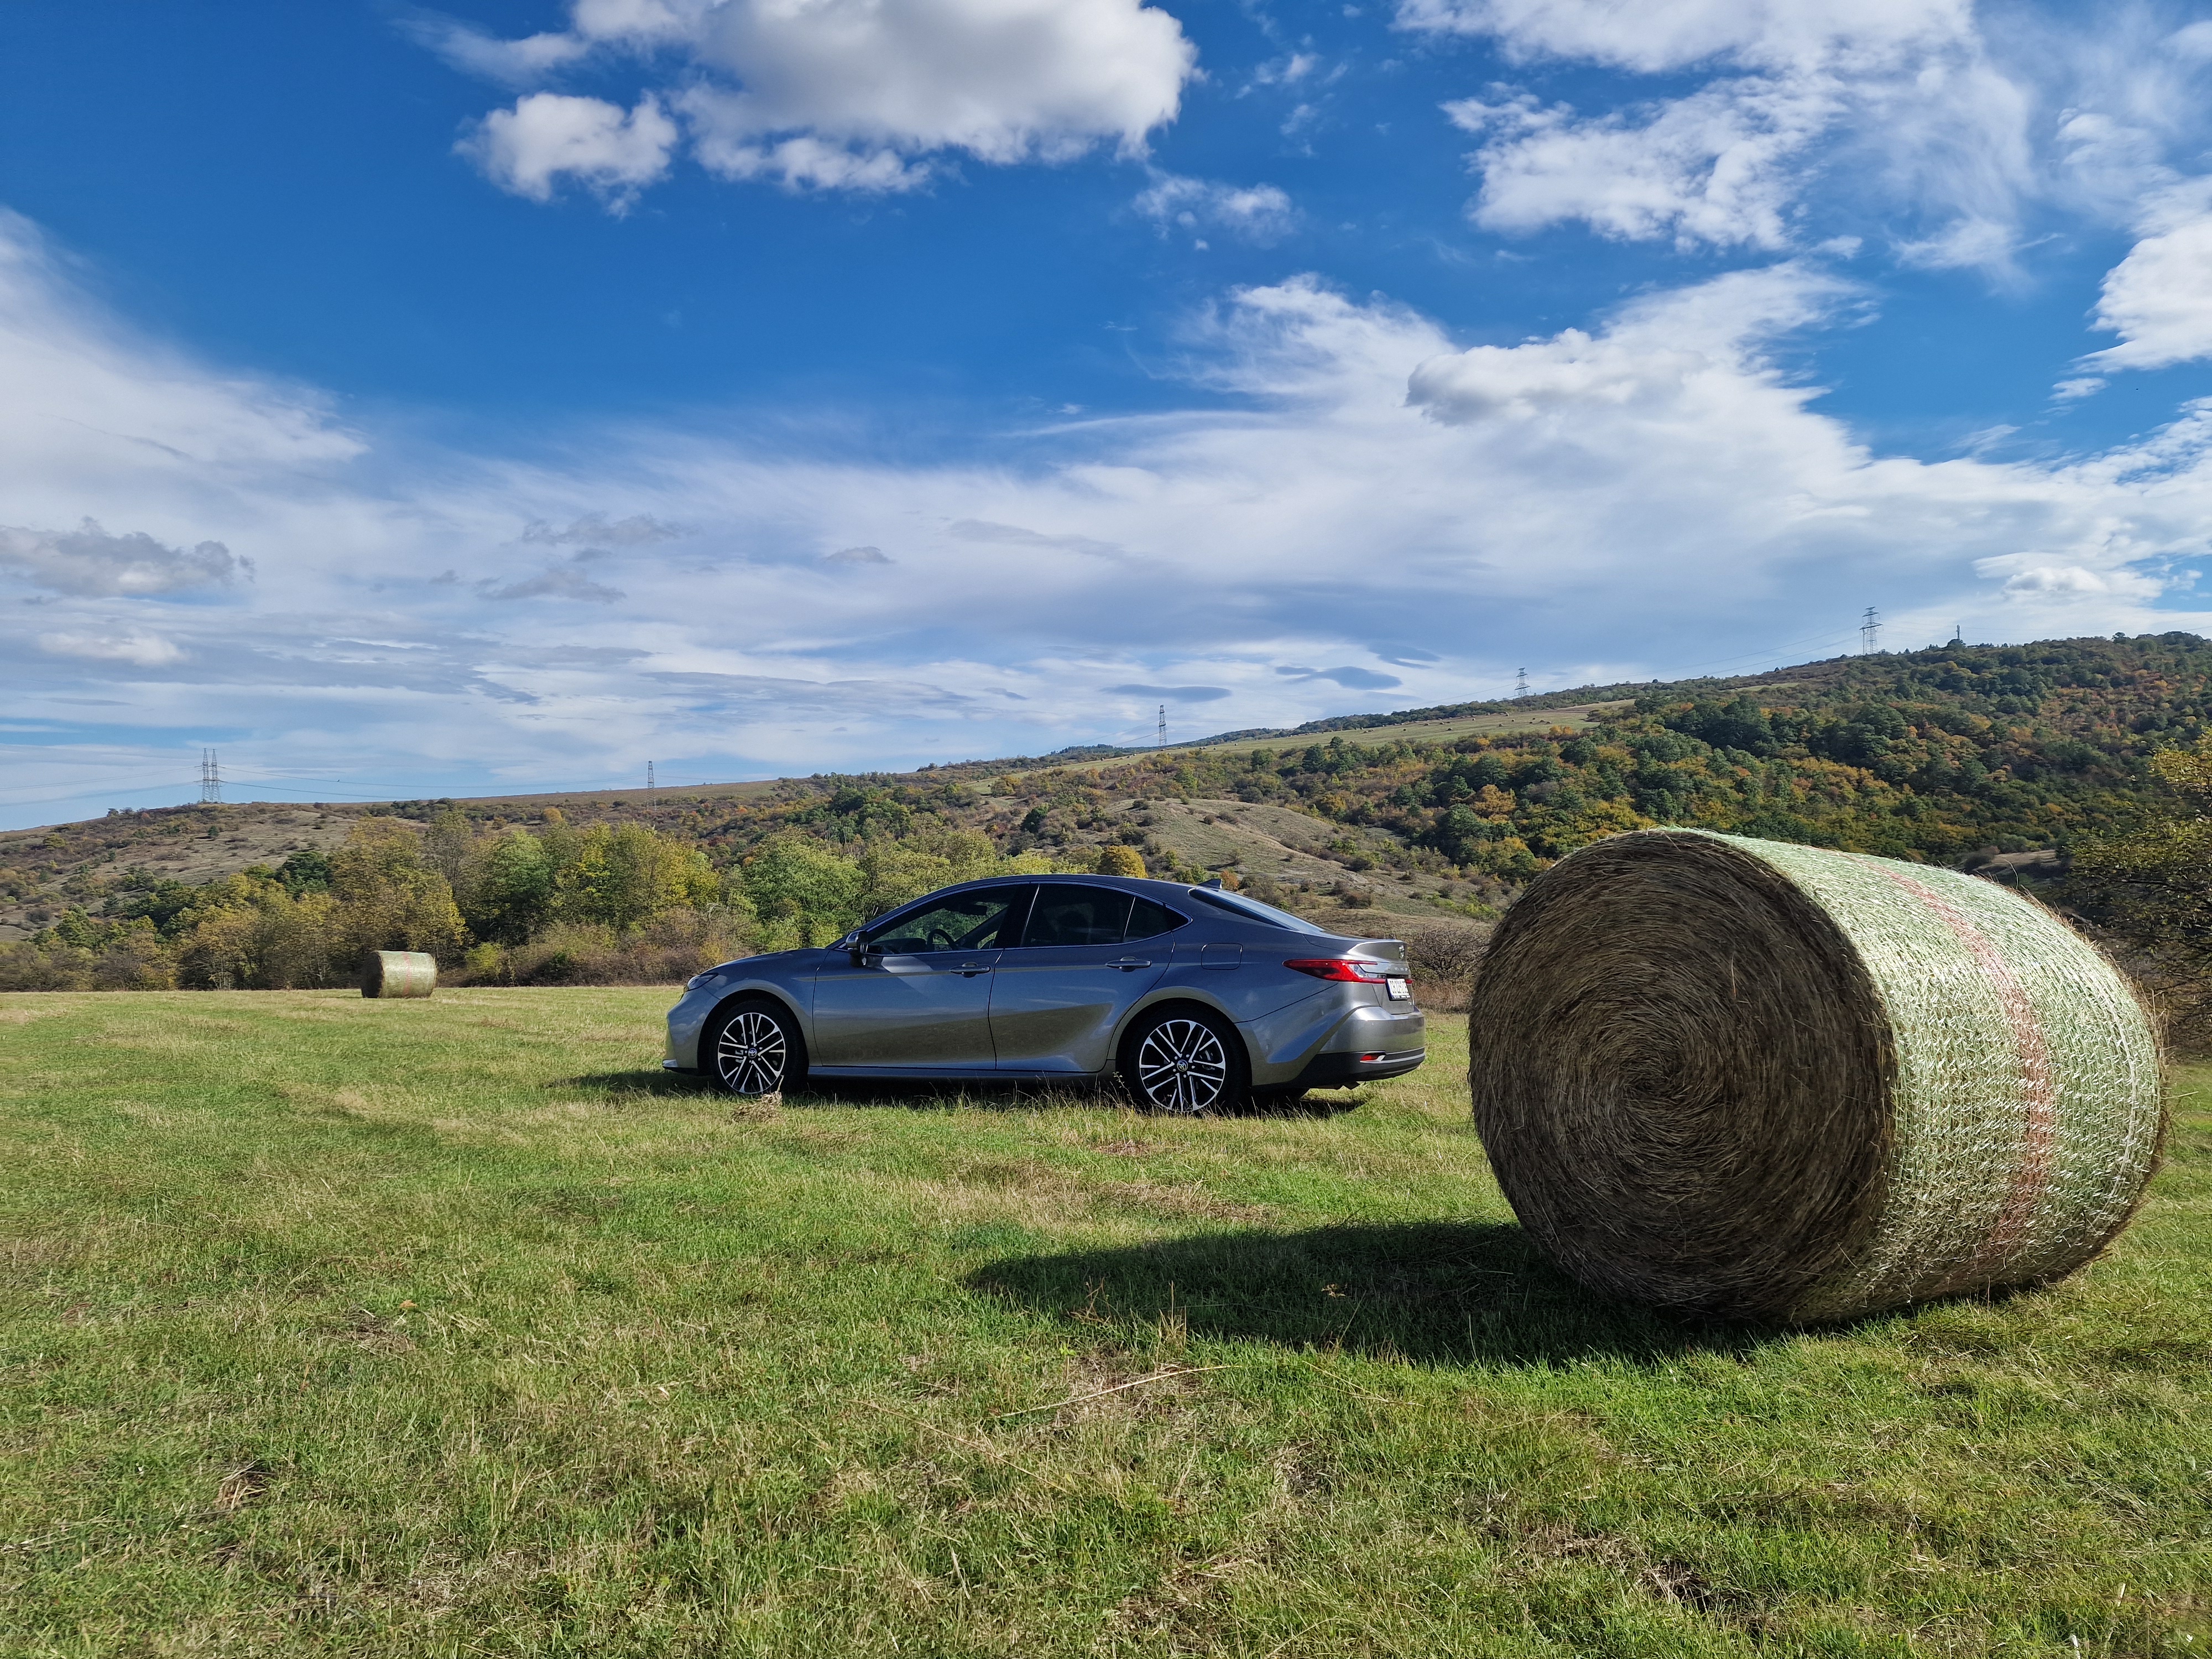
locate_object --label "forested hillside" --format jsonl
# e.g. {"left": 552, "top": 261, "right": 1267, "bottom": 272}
{"left": 8, "top": 632, "right": 2211, "bottom": 993}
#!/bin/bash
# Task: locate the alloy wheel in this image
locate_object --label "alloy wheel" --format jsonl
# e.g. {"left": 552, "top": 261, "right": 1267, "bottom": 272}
{"left": 1134, "top": 1017, "right": 1230, "bottom": 1114}
{"left": 714, "top": 1009, "right": 789, "bottom": 1096}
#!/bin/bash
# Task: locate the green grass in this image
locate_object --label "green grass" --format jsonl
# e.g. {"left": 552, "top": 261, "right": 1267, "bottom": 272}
{"left": 1, "top": 988, "right": 2207, "bottom": 1657}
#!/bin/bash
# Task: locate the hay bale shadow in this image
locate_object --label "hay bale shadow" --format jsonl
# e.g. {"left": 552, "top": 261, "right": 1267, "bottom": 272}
{"left": 969, "top": 1221, "right": 1780, "bottom": 1368}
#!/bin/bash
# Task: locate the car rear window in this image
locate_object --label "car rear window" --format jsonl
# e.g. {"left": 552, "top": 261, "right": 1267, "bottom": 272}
{"left": 1024, "top": 886, "right": 1131, "bottom": 947}
{"left": 1124, "top": 896, "right": 1187, "bottom": 941}
{"left": 1019, "top": 887, "right": 1192, "bottom": 946}
{"left": 1185, "top": 888, "right": 1330, "bottom": 934}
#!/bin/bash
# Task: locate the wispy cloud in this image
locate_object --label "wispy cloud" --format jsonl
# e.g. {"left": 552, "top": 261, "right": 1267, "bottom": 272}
{"left": 1134, "top": 172, "right": 1298, "bottom": 243}
{"left": 1277, "top": 664, "right": 1403, "bottom": 690}
{"left": 1104, "top": 682, "right": 1233, "bottom": 701}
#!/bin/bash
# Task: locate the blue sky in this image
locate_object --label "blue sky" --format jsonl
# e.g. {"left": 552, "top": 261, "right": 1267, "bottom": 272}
{"left": 6, "top": 0, "right": 2212, "bottom": 827}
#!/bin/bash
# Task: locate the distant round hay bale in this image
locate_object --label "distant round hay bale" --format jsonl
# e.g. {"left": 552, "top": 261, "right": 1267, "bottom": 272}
{"left": 1467, "top": 829, "right": 2164, "bottom": 1323}
{"left": 361, "top": 950, "right": 437, "bottom": 999}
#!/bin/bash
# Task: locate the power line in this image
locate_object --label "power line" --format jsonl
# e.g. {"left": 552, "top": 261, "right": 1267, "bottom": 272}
{"left": 1157, "top": 704, "right": 1166, "bottom": 749}
{"left": 1860, "top": 607, "right": 1881, "bottom": 655}
{"left": 1515, "top": 667, "right": 1530, "bottom": 699}
{"left": 647, "top": 760, "right": 656, "bottom": 809}
{"left": 199, "top": 749, "right": 222, "bottom": 804}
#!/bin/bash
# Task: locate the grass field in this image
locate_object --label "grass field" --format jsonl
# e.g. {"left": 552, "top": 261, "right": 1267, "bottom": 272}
{"left": 2, "top": 988, "right": 2207, "bottom": 1656}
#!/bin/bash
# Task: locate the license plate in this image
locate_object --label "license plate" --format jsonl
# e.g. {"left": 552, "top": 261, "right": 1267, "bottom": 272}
{"left": 1385, "top": 977, "right": 1411, "bottom": 1000}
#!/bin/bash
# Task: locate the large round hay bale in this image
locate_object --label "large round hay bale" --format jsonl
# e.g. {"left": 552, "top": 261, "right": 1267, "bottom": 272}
{"left": 362, "top": 950, "right": 437, "bottom": 999}
{"left": 1468, "top": 829, "right": 2163, "bottom": 1323}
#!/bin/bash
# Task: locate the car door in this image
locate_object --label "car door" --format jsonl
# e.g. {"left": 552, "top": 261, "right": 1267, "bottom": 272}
{"left": 810, "top": 888, "right": 1030, "bottom": 1070}
{"left": 988, "top": 887, "right": 1181, "bottom": 1072}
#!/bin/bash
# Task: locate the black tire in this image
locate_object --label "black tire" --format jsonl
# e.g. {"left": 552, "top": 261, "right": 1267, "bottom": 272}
{"left": 702, "top": 998, "right": 806, "bottom": 1097}
{"left": 1119, "top": 1005, "right": 1249, "bottom": 1116}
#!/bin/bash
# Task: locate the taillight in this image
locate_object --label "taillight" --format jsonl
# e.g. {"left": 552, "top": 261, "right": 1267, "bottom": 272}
{"left": 1284, "top": 957, "right": 1392, "bottom": 983}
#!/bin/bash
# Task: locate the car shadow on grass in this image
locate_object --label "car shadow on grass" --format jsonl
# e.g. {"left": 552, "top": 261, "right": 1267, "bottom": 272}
{"left": 559, "top": 1071, "right": 1369, "bottom": 1118}
{"left": 969, "top": 1220, "right": 1773, "bottom": 1368}
{"left": 559, "top": 1069, "right": 725, "bottom": 1098}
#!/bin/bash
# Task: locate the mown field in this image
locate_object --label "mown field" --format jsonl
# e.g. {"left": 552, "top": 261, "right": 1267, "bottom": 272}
{"left": 1, "top": 988, "right": 2207, "bottom": 1656}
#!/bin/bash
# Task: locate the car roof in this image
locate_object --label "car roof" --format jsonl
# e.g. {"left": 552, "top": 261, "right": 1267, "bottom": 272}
{"left": 938, "top": 872, "right": 1194, "bottom": 896}
{"left": 836, "top": 872, "right": 1396, "bottom": 953}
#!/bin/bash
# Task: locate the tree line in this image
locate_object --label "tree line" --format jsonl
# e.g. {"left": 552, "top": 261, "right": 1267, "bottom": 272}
{"left": 0, "top": 810, "right": 1100, "bottom": 992}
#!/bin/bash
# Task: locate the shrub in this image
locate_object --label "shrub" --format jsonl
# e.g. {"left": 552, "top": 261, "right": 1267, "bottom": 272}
{"left": 1095, "top": 844, "right": 1146, "bottom": 879}
{"left": 464, "top": 909, "right": 754, "bottom": 987}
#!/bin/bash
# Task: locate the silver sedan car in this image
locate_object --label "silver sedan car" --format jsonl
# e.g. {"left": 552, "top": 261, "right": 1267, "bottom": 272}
{"left": 663, "top": 873, "right": 1426, "bottom": 1113}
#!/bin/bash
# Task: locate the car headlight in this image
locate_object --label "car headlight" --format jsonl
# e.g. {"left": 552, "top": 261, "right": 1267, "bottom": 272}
{"left": 685, "top": 970, "right": 725, "bottom": 992}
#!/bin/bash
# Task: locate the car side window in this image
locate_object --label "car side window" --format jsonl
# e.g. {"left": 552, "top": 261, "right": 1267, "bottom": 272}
{"left": 869, "top": 891, "right": 1019, "bottom": 953}
{"left": 1022, "top": 886, "right": 1133, "bottom": 947}
{"left": 1123, "top": 897, "right": 1187, "bottom": 942}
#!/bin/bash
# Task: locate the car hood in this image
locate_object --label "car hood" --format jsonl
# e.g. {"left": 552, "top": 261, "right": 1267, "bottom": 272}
{"left": 712, "top": 948, "right": 816, "bottom": 972}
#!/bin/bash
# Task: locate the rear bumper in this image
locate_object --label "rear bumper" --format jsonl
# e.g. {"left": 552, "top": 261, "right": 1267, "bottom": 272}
{"left": 1285, "top": 1047, "right": 1426, "bottom": 1089}
{"left": 1240, "top": 993, "right": 1427, "bottom": 1089}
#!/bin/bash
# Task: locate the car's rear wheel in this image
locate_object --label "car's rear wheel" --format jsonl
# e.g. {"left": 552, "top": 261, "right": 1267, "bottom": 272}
{"left": 1121, "top": 1006, "right": 1248, "bottom": 1116}
{"left": 703, "top": 998, "right": 804, "bottom": 1097}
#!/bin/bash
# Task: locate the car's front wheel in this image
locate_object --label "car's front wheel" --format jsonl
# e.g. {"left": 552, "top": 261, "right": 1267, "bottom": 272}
{"left": 1120, "top": 1006, "right": 1248, "bottom": 1116}
{"left": 703, "top": 998, "right": 805, "bottom": 1097}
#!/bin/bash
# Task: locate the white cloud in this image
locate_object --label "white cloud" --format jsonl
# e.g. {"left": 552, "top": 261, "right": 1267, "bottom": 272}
{"left": 1395, "top": 0, "right": 1973, "bottom": 75}
{"left": 1413, "top": 0, "right": 2031, "bottom": 264}
{"left": 37, "top": 631, "right": 185, "bottom": 667}
{"left": 0, "top": 520, "right": 252, "bottom": 597}
{"left": 405, "top": 17, "right": 594, "bottom": 86}
{"left": 823, "top": 545, "right": 893, "bottom": 566}
{"left": 1974, "top": 557, "right": 2164, "bottom": 602}
{"left": 682, "top": 123, "right": 935, "bottom": 192}
{"left": 460, "top": 92, "right": 679, "bottom": 206}
{"left": 1408, "top": 262, "right": 1850, "bottom": 420}
{"left": 2086, "top": 190, "right": 2212, "bottom": 372}
{"left": 1134, "top": 173, "right": 1297, "bottom": 242}
{"left": 522, "top": 512, "right": 687, "bottom": 547}
{"left": 431, "top": 0, "right": 1196, "bottom": 204}
{"left": 1252, "top": 52, "right": 1319, "bottom": 87}
{"left": 1445, "top": 80, "right": 1837, "bottom": 250}
{"left": 478, "top": 549, "right": 627, "bottom": 602}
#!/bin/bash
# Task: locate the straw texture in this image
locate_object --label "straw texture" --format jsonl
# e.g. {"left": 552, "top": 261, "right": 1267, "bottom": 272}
{"left": 1467, "top": 829, "right": 2164, "bottom": 1322}
{"left": 362, "top": 950, "right": 437, "bottom": 999}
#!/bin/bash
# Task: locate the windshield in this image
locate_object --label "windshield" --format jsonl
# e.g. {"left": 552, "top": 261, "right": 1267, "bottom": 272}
{"left": 1185, "top": 887, "right": 1330, "bottom": 935}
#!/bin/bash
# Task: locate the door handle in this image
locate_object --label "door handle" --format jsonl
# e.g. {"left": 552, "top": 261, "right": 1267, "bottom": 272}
{"left": 1111, "top": 958, "right": 1152, "bottom": 971}
{"left": 954, "top": 962, "right": 992, "bottom": 977}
